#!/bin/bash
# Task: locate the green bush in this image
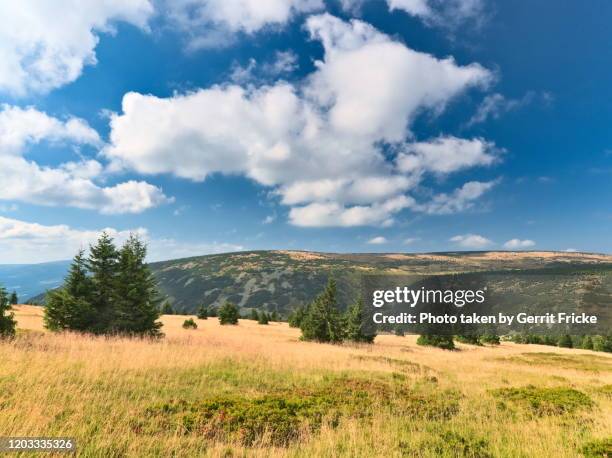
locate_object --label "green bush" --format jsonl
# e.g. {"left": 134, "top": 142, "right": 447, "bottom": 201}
{"left": 558, "top": 334, "right": 573, "bottom": 348}
{"left": 492, "top": 385, "right": 592, "bottom": 416}
{"left": 581, "top": 437, "right": 612, "bottom": 457}
{"left": 417, "top": 334, "right": 455, "bottom": 350}
{"left": 182, "top": 318, "right": 197, "bottom": 329}
{"left": 456, "top": 334, "right": 482, "bottom": 345}
{"left": 258, "top": 312, "right": 269, "bottom": 325}
{"left": 196, "top": 305, "right": 208, "bottom": 320}
{"left": 480, "top": 334, "right": 500, "bottom": 345}
{"left": 581, "top": 335, "right": 594, "bottom": 350}
{"left": 218, "top": 302, "right": 239, "bottom": 325}
{"left": 249, "top": 309, "right": 259, "bottom": 321}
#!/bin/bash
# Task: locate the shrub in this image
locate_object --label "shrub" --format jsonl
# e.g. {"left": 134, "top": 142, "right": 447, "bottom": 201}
{"left": 581, "top": 437, "right": 612, "bottom": 458}
{"left": 581, "top": 335, "right": 594, "bottom": 350}
{"left": 249, "top": 309, "right": 259, "bottom": 321}
{"left": 456, "top": 334, "right": 481, "bottom": 345}
{"left": 417, "top": 334, "right": 455, "bottom": 350}
{"left": 558, "top": 334, "right": 573, "bottom": 348}
{"left": 197, "top": 305, "right": 208, "bottom": 320}
{"left": 182, "top": 318, "right": 197, "bottom": 329}
{"left": 161, "top": 302, "right": 175, "bottom": 315}
{"left": 492, "top": 385, "right": 593, "bottom": 415}
{"left": 258, "top": 312, "right": 269, "bottom": 325}
{"left": 593, "top": 335, "right": 612, "bottom": 353}
{"left": 270, "top": 311, "right": 279, "bottom": 322}
{"left": 480, "top": 334, "right": 500, "bottom": 345}
{"left": 218, "top": 302, "right": 239, "bottom": 325}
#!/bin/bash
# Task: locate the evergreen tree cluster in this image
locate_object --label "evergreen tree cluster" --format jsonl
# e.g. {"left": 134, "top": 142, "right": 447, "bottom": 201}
{"left": 510, "top": 333, "right": 612, "bottom": 353}
{"left": 0, "top": 285, "right": 16, "bottom": 338}
{"left": 44, "top": 233, "right": 163, "bottom": 337}
{"left": 218, "top": 302, "right": 239, "bottom": 325}
{"left": 299, "top": 278, "right": 376, "bottom": 344}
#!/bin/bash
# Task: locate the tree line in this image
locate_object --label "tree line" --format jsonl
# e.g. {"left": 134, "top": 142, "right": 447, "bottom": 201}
{"left": 44, "top": 233, "right": 163, "bottom": 337}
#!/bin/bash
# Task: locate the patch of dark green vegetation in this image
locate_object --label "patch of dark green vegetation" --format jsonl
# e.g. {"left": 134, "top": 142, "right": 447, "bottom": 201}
{"left": 581, "top": 437, "right": 612, "bottom": 457}
{"left": 412, "top": 430, "right": 493, "bottom": 458}
{"left": 503, "top": 352, "right": 612, "bottom": 373}
{"left": 492, "top": 385, "right": 593, "bottom": 416}
{"left": 137, "top": 377, "right": 460, "bottom": 446}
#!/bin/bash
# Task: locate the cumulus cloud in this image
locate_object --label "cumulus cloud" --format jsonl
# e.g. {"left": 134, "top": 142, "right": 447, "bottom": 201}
{"left": 503, "top": 238, "right": 535, "bottom": 249}
{"left": 367, "top": 236, "right": 388, "bottom": 244}
{"left": 0, "top": 0, "right": 154, "bottom": 96}
{"left": 164, "top": 0, "right": 323, "bottom": 49}
{"left": 450, "top": 233, "right": 493, "bottom": 249}
{"left": 0, "top": 105, "right": 171, "bottom": 214}
{"left": 105, "top": 14, "right": 495, "bottom": 227}
{"left": 0, "top": 216, "right": 244, "bottom": 264}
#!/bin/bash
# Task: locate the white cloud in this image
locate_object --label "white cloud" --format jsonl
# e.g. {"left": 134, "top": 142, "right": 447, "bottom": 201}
{"left": 396, "top": 136, "right": 499, "bottom": 175}
{"left": 105, "top": 14, "right": 494, "bottom": 227}
{"left": 0, "top": 216, "right": 244, "bottom": 264}
{"left": 0, "top": 105, "right": 171, "bottom": 214}
{"left": 387, "top": 0, "right": 486, "bottom": 28}
{"left": 0, "top": 0, "right": 154, "bottom": 96}
{"left": 262, "top": 214, "right": 276, "bottom": 224}
{"left": 165, "top": 0, "right": 324, "bottom": 49}
{"left": 418, "top": 180, "right": 498, "bottom": 215}
{"left": 564, "top": 248, "right": 578, "bottom": 253}
{"left": 468, "top": 92, "right": 539, "bottom": 126}
{"left": 403, "top": 237, "right": 419, "bottom": 244}
{"left": 367, "top": 236, "right": 388, "bottom": 244}
{"left": 503, "top": 238, "right": 535, "bottom": 249}
{"left": 450, "top": 233, "right": 493, "bottom": 249}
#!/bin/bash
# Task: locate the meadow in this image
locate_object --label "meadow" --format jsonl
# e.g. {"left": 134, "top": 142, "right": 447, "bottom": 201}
{"left": 2, "top": 305, "right": 611, "bottom": 457}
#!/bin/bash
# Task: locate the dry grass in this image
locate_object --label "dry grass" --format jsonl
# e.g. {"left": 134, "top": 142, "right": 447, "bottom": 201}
{"left": 2, "top": 305, "right": 611, "bottom": 457}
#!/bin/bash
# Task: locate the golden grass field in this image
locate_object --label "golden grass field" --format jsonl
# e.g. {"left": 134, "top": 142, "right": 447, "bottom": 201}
{"left": 2, "top": 305, "right": 611, "bottom": 457}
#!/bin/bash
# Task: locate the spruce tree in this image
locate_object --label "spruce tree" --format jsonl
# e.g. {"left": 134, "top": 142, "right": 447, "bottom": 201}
{"left": 44, "top": 249, "right": 95, "bottom": 331}
{"left": 87, "top": 232, "right": 119, "bottom": 333}
{"left": 0, "top": 285, "right": 16, "bottom": 338}
{"left": 270, "top": 311, "right": 279, "bottom": 322}
{"left": 249, "top": 309, "right": 259, "bottom": 321}
{"left": 344, "top": 297, "right": 375, "bottom": 343}
{"left": 113, "top": 235, "right": 162, "bottom": 337}
{"left": 9, "top": 291, "right": 18, "bottom": 305}
{"left": 288, "top": 305, "right": 305, "bottom": 328}
{"left": 300, "top": 278, "right": 343, "bottom": 343}
{"left": 218, "top": 302, "right": 239, "bottom": 325}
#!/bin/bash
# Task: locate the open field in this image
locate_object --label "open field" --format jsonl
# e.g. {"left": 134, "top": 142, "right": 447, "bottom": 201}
{"left": 2, "top": 305, "right": 611, "bottom": 457}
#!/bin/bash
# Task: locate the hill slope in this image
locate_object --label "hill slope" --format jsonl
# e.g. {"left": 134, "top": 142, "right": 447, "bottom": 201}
{"left": 149, "top": 250, "right": 612, "bottom": 314}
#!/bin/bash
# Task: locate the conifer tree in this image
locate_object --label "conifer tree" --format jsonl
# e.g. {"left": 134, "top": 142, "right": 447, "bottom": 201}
{"left": 87, "top": 232, "right": 119, "bottom": 333}
{"left": 288, "top": 305, "right": 305, "bottom": 328}
{"left": 113, "top": 235, "right": 162, "bottom": 337}
{"left": 161, "top": 302, "right": 174, "bottom": 315}
{"left": 0, "top": 285, "right": 16, "bottom": 338}
{"left": 270, "top": 310, "right": 279, "bottom": 322}
{"left": 249, "top": 309, "right": 259, "bottom": 321}
{"left": 558, "top": 334, "right": 573, "bottom": 348}
{"left": 218, "top": 301, "right": 239, "bottom": 325}
{"left": 581, "top": 335, "right": 594, "bottom": 350}
{"left": 44, "top": 249, "right": 95, "bottom": 331}
{"left": 9, "top": 291, "right": 18, "bottom": 305}
{"left": 300, "top": 278, "right": 343, "bottom": 343}
{"left": 344, "top": 296, "right": 375, "bottom": 343}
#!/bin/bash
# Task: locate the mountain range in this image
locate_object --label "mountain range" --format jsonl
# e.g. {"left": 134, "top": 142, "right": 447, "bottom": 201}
{"left": 6, "top": 250, "right": 612, "bottom": 315}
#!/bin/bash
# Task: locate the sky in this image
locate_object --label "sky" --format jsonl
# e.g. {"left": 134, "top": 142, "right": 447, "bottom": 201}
{"left": 0, "top": 0, "right": 611, "bottom": 264}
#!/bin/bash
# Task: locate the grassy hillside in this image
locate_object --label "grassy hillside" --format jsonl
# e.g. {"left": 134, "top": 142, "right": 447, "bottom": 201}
{"left": 4, "top": 305, "right": 611, "bottom": 457}
{"left": 150, "top": 250, "right": 612, "bottom": 314}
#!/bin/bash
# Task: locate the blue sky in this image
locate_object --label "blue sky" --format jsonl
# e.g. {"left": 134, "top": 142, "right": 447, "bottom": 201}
{"left": 0, "top": 0, "right": 611, "bottom": 263}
